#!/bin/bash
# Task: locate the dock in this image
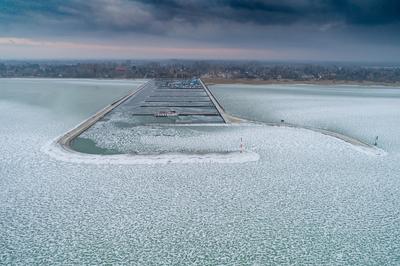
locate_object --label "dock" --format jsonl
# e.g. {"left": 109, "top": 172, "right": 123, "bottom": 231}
{"left": 116, "top": 78, "right": 228, "bottom": 124}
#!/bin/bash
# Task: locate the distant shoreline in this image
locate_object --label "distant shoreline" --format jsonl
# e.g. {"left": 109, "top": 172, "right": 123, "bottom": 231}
{"left": 203, "top": 78, "right": 400, "bottom": 87}
{"left": 2, "top": 77, "right": 400, "bottom": 87}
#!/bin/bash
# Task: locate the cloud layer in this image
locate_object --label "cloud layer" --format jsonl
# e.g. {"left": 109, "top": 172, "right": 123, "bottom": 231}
{"left": 0, "top": 0, "right": 399, "bottom": 61}
{"left": 3, "top": 0, "right": 400, "bottom": 29}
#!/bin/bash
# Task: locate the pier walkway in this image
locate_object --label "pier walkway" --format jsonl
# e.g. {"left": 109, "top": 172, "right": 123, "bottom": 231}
{"left": 115, "top": 79, "right": 227, "bottom": 124}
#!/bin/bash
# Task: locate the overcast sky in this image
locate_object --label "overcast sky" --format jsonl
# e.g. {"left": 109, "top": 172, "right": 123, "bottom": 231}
{"left": 0, "top": 0, "right": 399, "bottom": 62}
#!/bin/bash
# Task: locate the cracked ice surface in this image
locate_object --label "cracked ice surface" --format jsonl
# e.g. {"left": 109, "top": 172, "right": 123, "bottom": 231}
{"left": 211, "top": 83, "right": 400, "bottom": 153}
{"left": 1, "top": 79, "right": 400, "bottom": 265}
{"left": 79, "top": 118, "right": 244, "bottom": 154}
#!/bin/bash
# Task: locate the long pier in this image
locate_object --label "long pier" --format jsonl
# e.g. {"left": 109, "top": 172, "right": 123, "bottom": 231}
{"left": 57, "top": 81, "right": 152, "bottom": 149}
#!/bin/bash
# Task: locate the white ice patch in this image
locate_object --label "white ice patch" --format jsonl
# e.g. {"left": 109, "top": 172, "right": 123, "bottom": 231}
{"left": 44, "top": 120, "right": 385, "bottom": 166}
{"left": 41, "top": 139, "right": 260, "bottom": 165}
{"left": 349, "top": 144, "right": 387, "bottom": 157}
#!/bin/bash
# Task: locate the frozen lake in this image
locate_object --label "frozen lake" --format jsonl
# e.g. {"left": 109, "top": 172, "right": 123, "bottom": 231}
{"left": 1, "top": 79, "right": 400, "bottom": 264}
{"left": 211, "top": 83, "right": 400, "bottom": 153}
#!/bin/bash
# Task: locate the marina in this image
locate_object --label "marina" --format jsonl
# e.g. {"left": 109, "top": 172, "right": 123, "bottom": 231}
{"left": 56, "top": 79, "right": 231, "bottom": 154}
{"left": 116, "top": 79, "right": 227, "bottom": 124}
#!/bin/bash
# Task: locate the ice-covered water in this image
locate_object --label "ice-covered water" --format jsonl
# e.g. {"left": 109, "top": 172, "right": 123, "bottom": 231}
{"left": 210, "top": 84, "right": 400, "bottom": 153}
{"left": 1, "top": 79, "right": 400, "bottom": 264}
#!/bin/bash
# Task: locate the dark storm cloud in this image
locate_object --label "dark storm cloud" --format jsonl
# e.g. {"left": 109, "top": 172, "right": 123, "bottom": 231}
{"left": 1, "top": 0, "right": 399, "bottom": 61}
{"left": 322, "top": 0, "right": 400, "bottom": 25}
{"left": 131, "top": 0, "right": 400, "bottom": 26}
{"left": 1, "top": 0, "right": 400, "bottom": 33}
